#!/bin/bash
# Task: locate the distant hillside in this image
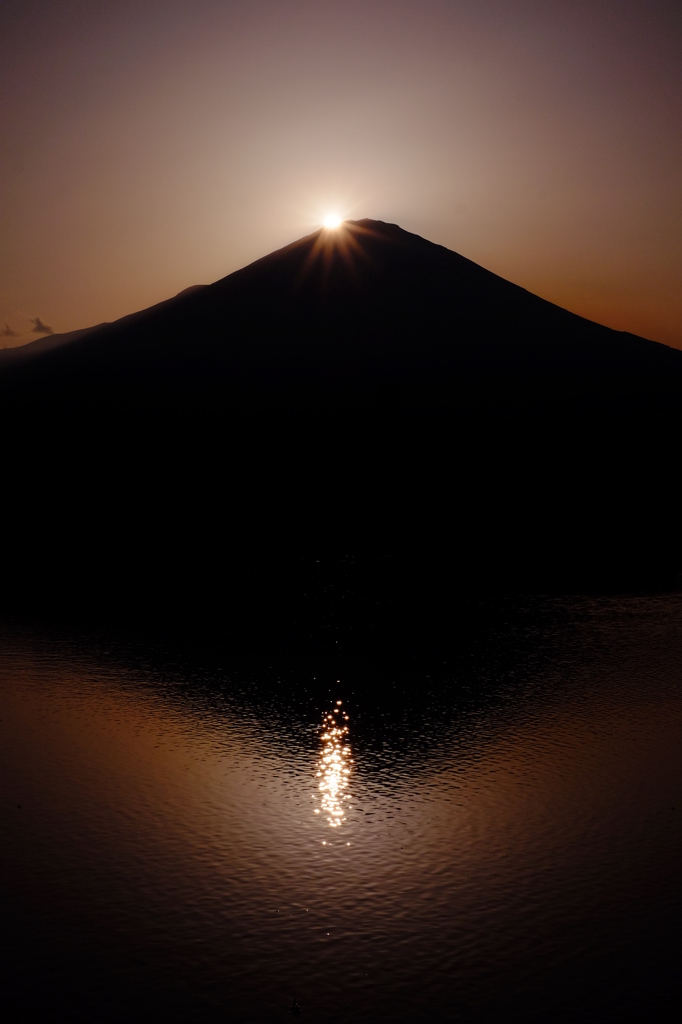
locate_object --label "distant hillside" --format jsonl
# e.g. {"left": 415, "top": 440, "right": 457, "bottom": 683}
{"left": 1, "top": 219, "right": 680, "bottom": 419}
{"left": 2, "top": 220, "right": 680, "bottom": 604}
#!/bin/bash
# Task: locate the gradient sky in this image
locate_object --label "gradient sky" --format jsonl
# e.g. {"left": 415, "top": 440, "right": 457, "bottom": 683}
{"left": 1, "top": 0, "right": 681, "bottom": 348}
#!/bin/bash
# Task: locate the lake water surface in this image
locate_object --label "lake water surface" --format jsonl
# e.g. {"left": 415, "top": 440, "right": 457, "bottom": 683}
{"left": 2, "top": 590, "right": 682, "bottom": 1021}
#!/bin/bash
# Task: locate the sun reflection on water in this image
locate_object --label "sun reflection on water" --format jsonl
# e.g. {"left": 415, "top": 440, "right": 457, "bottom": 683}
{"left": 314, "top": 700, "right": 352, "bottom": 830}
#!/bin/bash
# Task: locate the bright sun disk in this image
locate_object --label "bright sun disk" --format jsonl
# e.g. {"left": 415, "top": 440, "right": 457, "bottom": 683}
{"left": 323, "top": 214, "right": 343, "bottom": 229}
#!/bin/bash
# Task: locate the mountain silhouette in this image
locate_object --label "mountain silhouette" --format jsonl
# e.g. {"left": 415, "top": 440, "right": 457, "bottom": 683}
{"left": 2, "top": 218, "right": 681, "bottom": 419}
{"left": 2, "top": 219, "right": 680, "bottom": 607}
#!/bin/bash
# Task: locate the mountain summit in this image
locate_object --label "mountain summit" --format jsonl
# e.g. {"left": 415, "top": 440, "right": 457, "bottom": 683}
{"left": 2, "top": 218, "right": 681, "bottom": 419}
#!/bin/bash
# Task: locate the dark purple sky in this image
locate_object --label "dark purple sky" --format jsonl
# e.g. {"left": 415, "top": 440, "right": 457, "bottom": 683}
{"left": 2, "top": 0, "right": 681, "bottom": 347}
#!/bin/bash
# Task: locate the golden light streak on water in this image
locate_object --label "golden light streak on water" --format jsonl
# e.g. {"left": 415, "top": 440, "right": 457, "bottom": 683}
{"left": 314, "top": 700, "right": 352, "bottom": 831}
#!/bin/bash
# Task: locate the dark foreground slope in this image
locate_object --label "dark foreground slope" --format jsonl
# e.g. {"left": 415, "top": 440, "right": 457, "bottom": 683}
{"left": 2, "top": 219, "right": 681, "bottom": 607}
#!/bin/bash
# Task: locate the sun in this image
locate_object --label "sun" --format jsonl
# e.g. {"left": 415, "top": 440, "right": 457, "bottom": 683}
{"left": 323, "top": 213, "right": 343, "bottom": 229}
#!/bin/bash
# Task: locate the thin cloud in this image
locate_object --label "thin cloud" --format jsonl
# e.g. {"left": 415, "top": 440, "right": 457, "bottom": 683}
{"left": 29, "top": 316, "right": 53, "bottom": 335}
{"left": 1, "top": 323, "right": 20, "bottom": 337}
